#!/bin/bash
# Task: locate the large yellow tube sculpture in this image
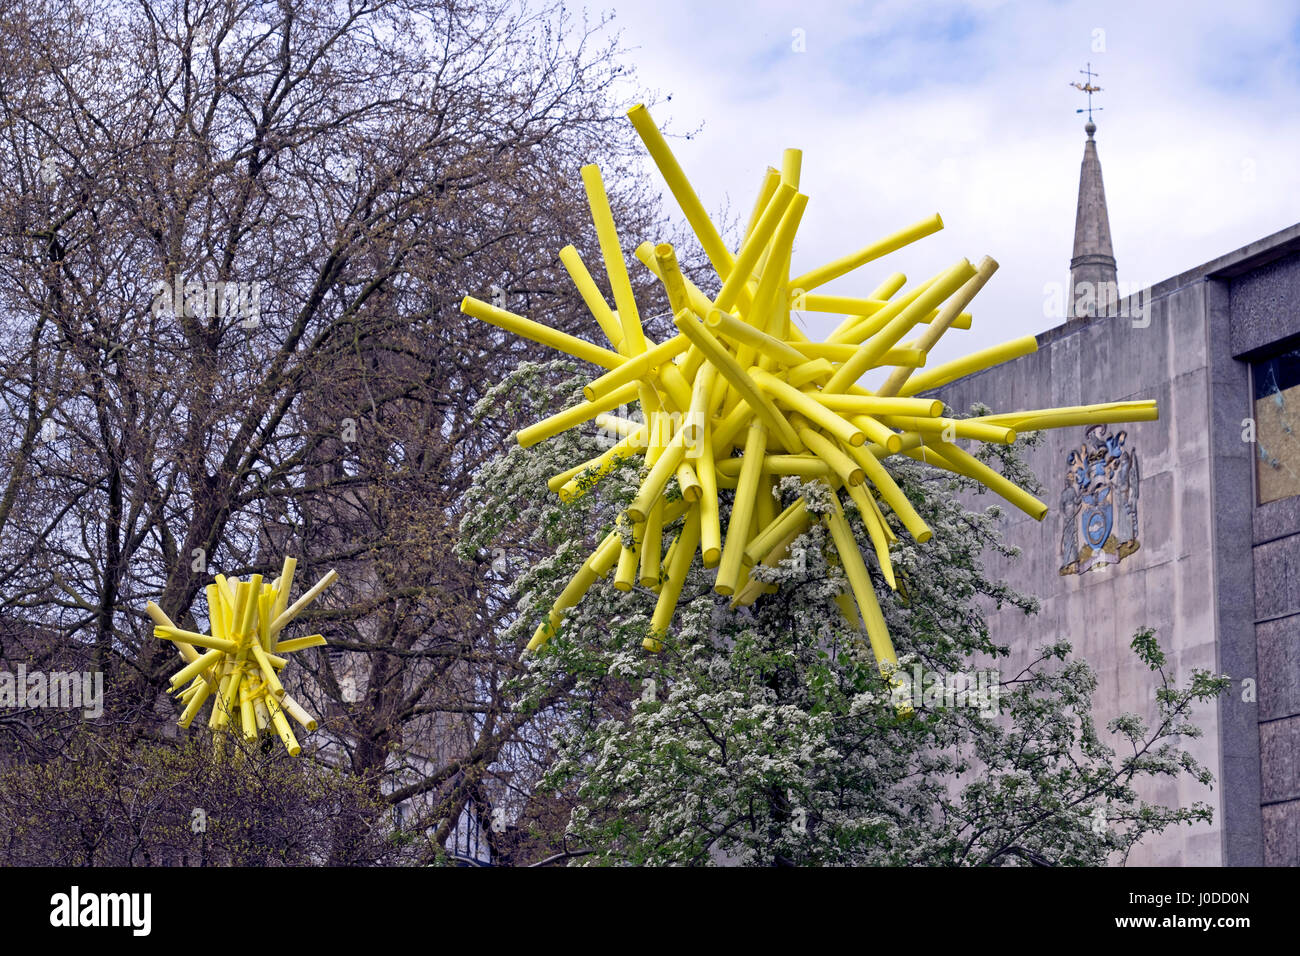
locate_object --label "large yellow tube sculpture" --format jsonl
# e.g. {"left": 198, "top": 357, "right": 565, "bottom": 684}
{"left": 461, "top": 104, "right": 1158, "bottom": 676}
{"left": 144, "top": 557, "right": 337, "bottom": 755}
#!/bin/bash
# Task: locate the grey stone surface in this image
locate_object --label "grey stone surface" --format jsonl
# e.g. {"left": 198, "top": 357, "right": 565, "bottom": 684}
{"left": 1208, "top": 274, "right": 1264, "bottom": 865}
{"left": 1260, "top": 717, "right": 1300, "bottom": 803}
{"left": 1262, "top": 800, "right": 1299, "bottom": 865}
{"left": 1256, "top": 617, "right": 1300, "bottom": 722}
{"left": 1229, "top": 250, "right": 1300, "bottom": 357}
{"left": 1252, "top": 539, "right": 1291, "bottom": 619}
{"left": 1254, "top": 494, "right": 1300, "bottom": 545}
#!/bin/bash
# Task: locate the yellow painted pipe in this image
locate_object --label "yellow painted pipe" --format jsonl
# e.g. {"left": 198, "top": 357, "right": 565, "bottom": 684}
{"left": 716, "top": 453, "right": 833, "bottom": 481}
{"left": 583, "top": 335, "right": 689, "bottom": 401}
{"left": 239, "top": 684, "right": 257, "bottom": 741}
{"left": 744, "top": 167, "right": 783, "bottom": 243}
{"left": 673, "top": 310, "right": 803, "bottom": 452}
{"left": 716, "top": 419, "right": 768, "bottom": 595}
{"left": 253, "top": 692, "right": 271, "bottom": 732}
{"left": 627, "top": 427, "right": 689, "bottom": 522}
{"left": 274, "top": 557, "right": 297, "bottom": 621}
{"left": 841, "top": 442, "right": 932, "bottom": 542}
{"left": 825, "top": 493, "right": 897, "bottom": 671}
{"left": 676, "top": 461, "right": 703, "bottom": 501}
{"left": 878, "top": 415, "right": 1016, "bottom": 444}
{"left": 714, "top": 184, "right": 796, "bottom": 313}
{"left": 706, "top": 309, "right": 807, "bottom": 368}
{"left": 792, "top": 213, "right": 944, "bottom": 293}
{"left": 279, "top": 694, "right": 318, "bottom": 731}
{"left": 558, "top": 430, "right": 650, "bottom": 500}
{"left": 824, "top": 271, "right": 907, "bottom": 339}
{"left": 154, "top": 627, "right": 238, "bottom": 655}
{"left": 177, "top": 680, "right": 212, "bottom": 729}
{"left": 168, "top": 648, "right": 223, "bottom": 690}
{"left": 270, "top": 569, "right": 339, "bottom": 635}
{"left": 897, "top": 335, "right": 1039, "bottom": 396}
{"left": 842, "top": 481, "right": 896, "bottom": 589}
{"left": 878, "top": 256, "right": 1000, "bottom": 397}
{"left": 781, "top": 148, "right": 802, "bottom": 189}
{"left": 461, "top": 296, "right": 624, "bottom": 370}
{"left": 972, "top": 400, "right": 1157, "bottom": 430}
{"left": 813, "top": 393, "right": 942, "bottom": 417}
{"left": 258, "top": 590, "right": 274, "bottom": 651}
{"left": 581, "top": 164, "right": 647, "bottom": 355}
{"left": 753, "top": 368, "right": 864, "bottom": 447}
{"left": 656, "top": 360, "right": 694, "bottom": 412}
{"left": 753, "top": 196, "right": 809, "bottom": 336}
{"left": 634, "top": 241, "right": 717, "bottom": 321}
{"left": 697, "top": 432, "right": 722, "bottom": 567}
{"left": 614, "top": 518, "right": 642, "bottom": 592}
{"left": 785, "top": 358, "right": 836, "bottom": 389}
{"left": 795, "top": 423, "right": 864, "bottom": 486}
{"left": 240, "top": 574, "right": 262, "bottom": 638}
{"left": 743, "top": 498, "right": 810, "bottom": 567}
{"left": 849, "top": 414, "right": 902, "bottom": 454}
{"left": 626, "top": 105, "right": 734, "bottom": 278}
{"left": 265, "top": 694, "right": 301, "bottom": 756}
{"left": 639, "top": 499, "right": 665, "bottom": 588}
{"left": 250, "top": 643, "right": 285, "bottom": 699}
{"left": 559, "top": 245, "right": 626, "bottom": 351}
{"left": 558, "top": 247, "right": 624, "bottom": 351}
{"left": 825, "top": 259, "right": 976, "bottom": 393}
{"left": 647, "top": 508, "right": 702, "bottom": 648}
{"left": 913, "top": 439, "right": 1048, "bottom": 520}
{"left": 593, "top": 413, "right": 646, "bottom": 439}
{"left": 517, "top": 381, "right": 640, "bottom": 448}
{"left": 273, "top": 634, "right": 326, "bottom": 654}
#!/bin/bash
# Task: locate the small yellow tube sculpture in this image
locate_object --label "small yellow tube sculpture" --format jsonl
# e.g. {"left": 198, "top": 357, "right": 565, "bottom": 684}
{"left": 144, "top": 557, "right": 337, "bottom": 755}
{"left": 461, "top": 103, "right": 1158, "bottom": 677}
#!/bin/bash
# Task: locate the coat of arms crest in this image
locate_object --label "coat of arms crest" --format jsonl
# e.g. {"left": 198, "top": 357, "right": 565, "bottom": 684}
{"left": 1059, "top": 424, "right": 1140, "bottom": 575}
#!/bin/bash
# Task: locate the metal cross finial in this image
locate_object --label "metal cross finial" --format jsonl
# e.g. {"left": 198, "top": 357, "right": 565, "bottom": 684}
{"left": 1069, "top": 62, "right": 1104, "bottom": 126}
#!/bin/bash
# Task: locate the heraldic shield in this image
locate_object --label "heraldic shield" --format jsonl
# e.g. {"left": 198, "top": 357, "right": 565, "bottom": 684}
{"left": 1060, "top": 424, "right": 1140, "bottom": 575}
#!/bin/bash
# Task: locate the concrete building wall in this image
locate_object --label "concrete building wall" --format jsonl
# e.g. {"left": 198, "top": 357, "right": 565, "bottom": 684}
{"left": 1219, "top": 230, "right": 1300, "bottom": 866}
{"left": 929, "top": 223, "right": 1300, "bottom": 865}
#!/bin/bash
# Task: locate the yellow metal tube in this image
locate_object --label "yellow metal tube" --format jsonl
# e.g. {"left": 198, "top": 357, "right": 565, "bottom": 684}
{"left": 714, "top": 184, "right": 796, "bottom": 313}
{"left": 581, "top": 164, "right": 646, "bottom": 354}
{"left": 647, "top": 509, "right": 702, "bottom": 649}
{"left": 716, "top": 420, "right": 768, "bottom": 596}
{"left": 559, "top": 245, "right": 626, "bottom": 351}
{"left": 461, "top": 296, "right": 623, "bottom": 370}
{"left": 583, "top": 335, "right": 689, "bottom": 401}
{"left": 516, "top": 381, "right": 640, "bottom": 448}
{"left": 792, "top": 213, "right": 944, "bottom": 293}
{"left": 897, "top": 335, "right": 1039, "bottom": 396}
{"left": 673, "top": 310, "right": 803, "bottom": 452}
{"left": 825, "top": 494, "right": 897, "bottom": 671}
{"left": 878, "top": 256, "right": 1000, "bottom": 397}
{"left": 824, "top": 259, "right": 976, "bottom": 393}
{"left": 626, "top": 104, "right": 734, "bottom": 278}
{"left": 753, "top": 368, "right": 864, "bottom": 447}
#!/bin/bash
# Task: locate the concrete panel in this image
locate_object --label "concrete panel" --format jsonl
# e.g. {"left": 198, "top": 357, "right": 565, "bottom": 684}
{"left": 1262, "top": 800, "right": 1300, "bottom": 866}
{"left": 1260, "top": 717, "right": 1300, "bottom": 803}
{"left": 1256, "top": 616, "right": 1300, "bottom": 722}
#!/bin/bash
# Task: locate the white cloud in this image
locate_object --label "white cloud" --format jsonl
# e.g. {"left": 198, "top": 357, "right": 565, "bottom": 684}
{"left": 562, "top": 0, "right": 1300, "bottom": 377}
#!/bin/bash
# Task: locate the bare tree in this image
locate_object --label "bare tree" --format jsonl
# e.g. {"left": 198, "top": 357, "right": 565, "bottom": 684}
{"left": 0, "top": 0, "right": 697, "bottom": 861}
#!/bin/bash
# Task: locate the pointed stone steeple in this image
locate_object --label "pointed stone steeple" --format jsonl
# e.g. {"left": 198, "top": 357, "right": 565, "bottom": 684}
{"left": 1067, "top": 120, "right": 1117, "bottom": 320}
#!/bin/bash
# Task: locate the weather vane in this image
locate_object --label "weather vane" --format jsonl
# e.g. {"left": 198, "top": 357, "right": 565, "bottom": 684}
{"left": 1070, "top": 62, "right": 1103, "bottom": 126}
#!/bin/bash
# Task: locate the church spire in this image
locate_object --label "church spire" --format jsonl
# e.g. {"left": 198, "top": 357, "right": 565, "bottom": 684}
{"left": 1067, "top": 65, "right": 1116, "bottom": 320}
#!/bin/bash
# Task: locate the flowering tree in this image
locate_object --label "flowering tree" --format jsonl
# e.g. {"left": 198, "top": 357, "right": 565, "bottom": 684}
{"left": 460, "top": 362, "right": 1229, "bottom": 865}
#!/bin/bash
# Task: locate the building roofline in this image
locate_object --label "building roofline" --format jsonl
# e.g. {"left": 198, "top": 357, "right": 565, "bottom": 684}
{"left": 1034, "top": 220, "right": 1300, "bottom": 350}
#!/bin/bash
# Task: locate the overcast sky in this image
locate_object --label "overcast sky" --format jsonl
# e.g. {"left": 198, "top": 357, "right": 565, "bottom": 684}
{"left": 559, "top": 0, "right": 1300, "bottom": 374}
